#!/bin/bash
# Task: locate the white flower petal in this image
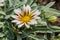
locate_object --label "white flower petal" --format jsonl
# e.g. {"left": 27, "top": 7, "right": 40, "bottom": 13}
{"left": 31, "top": 9, "right": 37, "bottom": 13}
{"left": 26, "top": 5, "right": 31, "bottom": 12}
{"left": 28, "top": 19, "right": 37, "bottom": 25}
{"left": 34, "top": 17, "right": 40, "bottom": 19}
{"left": 11, "top": 15, "right": 18, "bottom": 19}
{"left": 14, "top": 9, "right": 22, "bottom": 15}
{"left": 0, "top": 0, "right": 4, "bottom": 2}
{"left": 23, "top": 5, "right": 25, "bottom": 10}
{"left": 23, "top": 5, "right": 26, "bottom": 14}
{"left": 12, "top": 20, "right": 19, "bottom": 23}
{"left": 25, "top": 24, "right": 30, "bottom": 28}
{"left": 18, "top": 23, "right": 24, "bottom": 28}
{"left": 23, "top": 5, "right": 31, "bottom": 14}
{"left": 16, "top": 21, "right": 22, "bottom": 25}
{"left": 33, "top": 10, "right": 40, "bottom": 15}
{"left": 12, "top": 20, "right": 22, "bottom": 24}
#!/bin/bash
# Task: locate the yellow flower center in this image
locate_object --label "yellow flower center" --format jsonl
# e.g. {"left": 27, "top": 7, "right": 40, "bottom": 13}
{"left": 21, "top": 16, "right": 31, "bottom": 23}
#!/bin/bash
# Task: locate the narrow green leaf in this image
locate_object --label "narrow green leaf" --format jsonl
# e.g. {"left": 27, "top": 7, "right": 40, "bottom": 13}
{"left": 23, "top": 32, "right": 44, "bottom": 40}
{"left": 45, "top": 2, "right": 55, "bottom": 8}
{"left": 26, "top": 0, "right": 33, "bottom": 5}
{"left": 9, "top": 0, "right": 13, "bottom": 7}
{"left": 17, "top": 35, "right": 22, "bottom": 40}
{"left": 41, "top": 2, "right": 55, "bottom": 10}
{"left": 0, "top": 22, "right": 4, "bottom": 28}
{"left": 43, "top": 8, "right": 60, "bottom": 16}
{"left": 0, "top": 11, "right": 5, "bottom": 15}
{"left": 50, "top": 26, "right": 60, "bottom": 29}
{"left": 2, "top": 38, "right": 8, "bottom": 40}
{"left": 0, "top": 33, "right": 5, "bottom": 37}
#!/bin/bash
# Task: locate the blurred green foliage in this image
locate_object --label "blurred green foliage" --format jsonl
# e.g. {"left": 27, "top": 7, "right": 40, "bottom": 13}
{"left": 0, "top": 0, "right": 60, "bottom": 40}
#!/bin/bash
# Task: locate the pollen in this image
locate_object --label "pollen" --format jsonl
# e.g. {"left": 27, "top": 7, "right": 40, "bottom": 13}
{"left": 21, "top": 16, "right": 31, "bottom": 23}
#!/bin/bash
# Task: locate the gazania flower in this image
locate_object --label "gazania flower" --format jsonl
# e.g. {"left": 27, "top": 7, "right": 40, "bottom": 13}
{"left": 12, "top": 5, "right": 41, "bottom": 28}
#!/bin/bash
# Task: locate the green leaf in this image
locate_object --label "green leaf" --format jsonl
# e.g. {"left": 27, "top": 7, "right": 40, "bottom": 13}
{"left": 7, "top": 29, "right": 14, "bottom": 40}
{"left": 50, "top": 26, "right": 60, "bottom": 29}
{"left": 44, "top": 2, "right": 55, "bottom": 8}
{"left": 2, "top": 38, "right": 8, "bottom": 40}
{"left": 31, "top": 3, "right": 37, "bottom": 7}
{"left": 41, "top": 2, "right": 55, "bottom": 10}
{"left": 4, "top": 21, "right": 14, "bottom": 40}
{"left": 26, "top": 37, "right": 34, "bottom": 40}
{"left": 43, "top": 8, "right": 60, "bottom": 17}
{"left": 27, "top": 34, "right": 44, "bottom": 40}
{"left": 20, "top": 0, "right": 27, "bottom": 5}
{"left": 5, "top": 15, "right": 12, "bottom": 19}
{"left": 0, "top": 11, "right": 5, "bottom": 15}
{"left": 0, "top": 22, "right": 4, "bottom": 28}
{"left": 25, "top": 26, "right": 53, "bottom": 34}
{"left": 23, "top": 32, "right": 45, "bottom": 40}
{"left": 8, "top": 0, "right": 13, "bottom": 7}
{"left": 14, "top": 0, "right": 27, "bottom": 6}
{"left": 17, "top": 35, "right": 22, "bottom": 40}
{"left": 36, "top": 20, "right": 47, "bottom": 26}
{"left": 0, "top": 33, "right": 5, "bottom": 37}
{"left": 49, "top": 26, "right": 60, "bottom": 32}
{"left": 14, "top": 0, "right": 21, "bottom": 6}
{"left": 26, "top": 0, "right": 33, "bottom": 5}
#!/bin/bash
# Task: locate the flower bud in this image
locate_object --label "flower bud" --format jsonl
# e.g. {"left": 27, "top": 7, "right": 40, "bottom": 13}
{"left": 48, "top": 16, "right": 57, "bottom": 22}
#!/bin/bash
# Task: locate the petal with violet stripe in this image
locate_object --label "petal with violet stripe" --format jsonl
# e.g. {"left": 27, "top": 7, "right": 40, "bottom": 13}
{"left": 26, "top": 5, "right": 31, "bottom": 13}
{"left": 14, "top": 9, "right": 22, "bottom": 16}
{"left": 33, "top": 10, "right": 40, "bottom": 16}
{"left": 23, "top": 5, "right": 31, "bottom": 14}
